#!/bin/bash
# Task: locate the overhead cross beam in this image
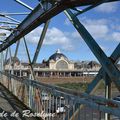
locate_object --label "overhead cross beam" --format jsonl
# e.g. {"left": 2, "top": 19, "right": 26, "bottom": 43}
{"left": 0, "top": 0, "right": 120, "bottom": 52}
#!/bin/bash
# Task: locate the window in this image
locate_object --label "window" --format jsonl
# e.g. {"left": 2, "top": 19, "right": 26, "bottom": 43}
{"left": 56, "top": 60, "right": 68, "bottom": 69}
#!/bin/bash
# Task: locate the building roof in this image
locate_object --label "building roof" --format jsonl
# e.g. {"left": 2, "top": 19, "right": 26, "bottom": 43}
{"left": 48, "top": 49, "right": 68, "bottom": 61}
{"left": 21, "top": 62, "right": 47, "bottom": 68}
{"left": 88, "top": 61, "right": 100, "bottom": 66}
{"left": 4, "top": 57, "right": 20, "bottom": 65}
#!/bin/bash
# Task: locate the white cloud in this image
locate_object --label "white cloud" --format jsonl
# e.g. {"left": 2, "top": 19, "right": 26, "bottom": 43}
{"left": 112, "top": 32, "right": 120, "bottom": 42}
{"left": 26, "top": 27, "right": 74, "bottom": 51}
{"left": 95, "top": 2, "right": 118, "bottom": 13}
{"left": 81, "top": 18, "right": 120, "bottom": 44}
{"left": 82, "top": 19, "right": 109, "bottom": 40}
{"left": 25, "top": 17, "right": 120, "bottom": 54}
{"left": 86, "top": 25, "right": 108, "bottom": 39}
{"left": 71, "top": 32, "right": 80, "bottom": 39}
{"left": 44, "top": 27, "right": 70, "bottom": 45}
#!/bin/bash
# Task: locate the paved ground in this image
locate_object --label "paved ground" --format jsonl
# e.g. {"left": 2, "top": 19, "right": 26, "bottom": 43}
{"left": 0, "top": 83, "right": 42, "bottom": 120}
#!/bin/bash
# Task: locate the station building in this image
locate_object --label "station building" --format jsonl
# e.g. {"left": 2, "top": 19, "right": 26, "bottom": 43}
{"left": 4, "top": 49, "right": 101, "bottom": 78}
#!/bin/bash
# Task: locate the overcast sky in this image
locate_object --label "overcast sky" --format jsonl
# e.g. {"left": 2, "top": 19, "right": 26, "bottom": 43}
{"left": 0, "top": 0, "right": 120, "bottom": 63}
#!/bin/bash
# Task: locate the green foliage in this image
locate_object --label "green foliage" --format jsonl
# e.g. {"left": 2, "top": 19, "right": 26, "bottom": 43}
{"left": 56, "top": 82, "right": 88, "bottom": 92}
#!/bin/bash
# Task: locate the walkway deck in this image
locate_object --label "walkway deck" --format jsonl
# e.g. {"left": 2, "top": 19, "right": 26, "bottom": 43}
{"left": 0, "top": 83, "right": 42, "bottom": 120}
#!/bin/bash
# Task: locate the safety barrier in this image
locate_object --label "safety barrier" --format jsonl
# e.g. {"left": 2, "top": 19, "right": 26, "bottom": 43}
{"left": 0, "top": 72, "right": 120, "bottom": 120}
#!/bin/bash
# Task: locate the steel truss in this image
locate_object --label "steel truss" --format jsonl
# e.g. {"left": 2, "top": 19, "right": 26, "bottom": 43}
{"left": 0, "top": 0, "right": 120, "bottom": 120}
{"left": 64, "top": 9, "right": 120, "bottom": 120}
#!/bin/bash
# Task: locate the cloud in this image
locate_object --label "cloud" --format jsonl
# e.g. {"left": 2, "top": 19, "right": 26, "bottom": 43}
{"left": 95, "top": 2, "right": 118, "bottom": 13}
{"left": 82, "top": 18, "right": 120, "bottom": 43}
{"left": 82, "top": 19, "right": 109, "bottom": 40}
{"left": 26, "top": 27, "right": 75, "bottom": 51}
{"left": 25, "top": 17, "right": 120, "bottom": 54}
{"left": 112, "top": 32, "right": 120, "bottom": 42}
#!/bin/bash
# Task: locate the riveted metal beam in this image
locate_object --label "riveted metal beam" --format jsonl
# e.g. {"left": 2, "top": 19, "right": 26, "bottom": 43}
{"left": 0, "top": 0, "right": 120, "bottom": 52}
{"left": 64, "top": 9, "right": 120, "bottom": 91}
{"left": 75, "top": 0, "right": 113, "bottom": 16}
{"left": 105, "top": 74, "right": 111, "bottom": 120}
{"left": 87, "top": 43, "right": 120, "bottom": 94}
{"left": 23, "top": 37, "right": 35, "bottom": 79}
{"left": 0, "top": 21, "right": 19, "bottom": 25}
{"left": 15, "top": 0, "right": 33, "bottom": 10}
{"left": 0, "top": 12, "right": 30, "bottom": 16}
{"left": 4, "top": 48, "right": 8, "bottom": 65}
{"left": 14, "top": 41, "right": 20, "bottom": 59}
{"left": 32, "top": 20, "right": 50, "bottom": 64}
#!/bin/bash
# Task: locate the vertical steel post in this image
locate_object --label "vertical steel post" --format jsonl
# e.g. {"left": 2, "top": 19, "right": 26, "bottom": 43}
{"left": 23, "top": 37, "right": 35, "bottom": 108}
{"left": 0, "top": 52, "right": 3, "bottom": 83}
{"left": 105, "top": 74, "right": 111, "bottom": 120}
{"left": 4, "top": 48, "right": 8, "bottom": 71}
{"left": 12, "top": 41, "right": 20, "bottom": 96}
{"left": 8, "top": 47, "right": 12, "bottom": 91}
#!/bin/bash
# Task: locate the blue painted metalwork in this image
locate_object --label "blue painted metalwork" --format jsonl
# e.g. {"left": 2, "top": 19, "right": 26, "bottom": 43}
{"left": 0, "top": 0, "right": 120, "bottom": 52}
{"left": 64, "top": 8, "right": 120, "bottom": 120}
{"left": 0, "top": 71, "right": 120, "bottom": 118}
{"left": 0, "top": 0, "right": 120, "bottom": 119}
{"left": 32, "top": 20, "right": 50, "bottom": 64}
{"left": 87, "top": 43, "right": 120, "bottom": 94}
{"left": 64, "top": 9, "right": 120, "bottom": 91}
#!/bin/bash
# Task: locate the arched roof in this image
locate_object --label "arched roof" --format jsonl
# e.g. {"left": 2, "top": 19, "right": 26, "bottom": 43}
{"left": 48, "top": 49, "right": 68, "bottom": 61}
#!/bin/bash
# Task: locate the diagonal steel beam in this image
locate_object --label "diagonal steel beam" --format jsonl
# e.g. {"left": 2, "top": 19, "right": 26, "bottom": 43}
{"left": 64, "top": 9, "right": 120, "bottom": 120}
{"left": 14, "top": 41, "right": 20, "bottom": 59}
{"left": 11, "top": 41, "right": 20, "bottom": 68}
{"left": 64, "top": 9, "right": 120, "bottom": 91}
{"left": 86, "top": 43, "right": 120, "bottom": 94}
{"left": 23, "top": 37, "right": 35, "bottom": 79}
{"left": 15, "top": 0, "right": 33, "bottom": 10}
{"left": 32, "top": 20, "right": 50, "bottom": 64}
{"left": 1, "top": 12, "right": 30, "bottom": 16}
{"left": 4, "top": 48, "right": 8, "bottom": 64}
{"left": 0, "top": 0, "right": 120, "bottom": 52}
{"left": 0, "top": 21, "right": 19, "bottom": 25}
{"left": 75, "top": 0, "right": 110, "bottom": 16}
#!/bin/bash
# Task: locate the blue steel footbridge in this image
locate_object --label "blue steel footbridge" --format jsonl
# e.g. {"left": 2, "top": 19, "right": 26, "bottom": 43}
{"left": 0, "top": 0, "right": 120, "bottom": 120}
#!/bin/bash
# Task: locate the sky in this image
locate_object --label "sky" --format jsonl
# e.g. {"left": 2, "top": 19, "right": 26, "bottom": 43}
{"left": 0, "top": 0, "right": 120, "bottom": 63}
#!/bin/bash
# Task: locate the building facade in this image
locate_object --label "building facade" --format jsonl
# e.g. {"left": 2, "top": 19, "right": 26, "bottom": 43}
{"left": 4, "top": 49, "right": 101, "bottom": 78}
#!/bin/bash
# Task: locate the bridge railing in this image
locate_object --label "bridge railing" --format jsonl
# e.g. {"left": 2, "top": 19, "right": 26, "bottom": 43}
{"left": 0, "top": 71, "right": 120, "bottom": 120}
